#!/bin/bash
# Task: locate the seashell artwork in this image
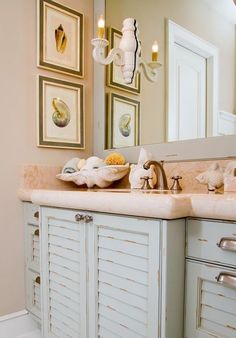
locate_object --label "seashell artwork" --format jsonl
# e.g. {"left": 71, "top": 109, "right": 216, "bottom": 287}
{"left": 52, "top": 98, "right": 70, "bottom": 128}
{"left": 57, "top": 163, "right": 130, "bottom": 188}
{"left": 55, "top": 24, "right": 67, "bottom": 53}
{"left": 196, "top": 162, "right": 224, "bottom": 191}
{"left": 119, "top": 114, "right": 131, "bottom": 137}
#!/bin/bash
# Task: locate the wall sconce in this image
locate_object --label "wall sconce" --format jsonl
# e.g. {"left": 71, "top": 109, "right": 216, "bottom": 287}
{"left": 91, "top": 17, "right": 161, "bottom": 84}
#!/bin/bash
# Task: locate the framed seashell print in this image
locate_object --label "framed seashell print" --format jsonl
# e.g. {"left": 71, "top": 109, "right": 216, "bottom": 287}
{"left": 106, "top": 93, "right": 140, "bottom": 149}
{"left": 38, "top": 76, "right": 84, "bottom": 149}
{"left": 38, "top": 0, "right": 84, "bottom": 77}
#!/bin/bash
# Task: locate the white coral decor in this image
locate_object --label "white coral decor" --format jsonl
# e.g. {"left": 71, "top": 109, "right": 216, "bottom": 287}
{"left": 196, "top": 162, "right": 224, "bottom": 191}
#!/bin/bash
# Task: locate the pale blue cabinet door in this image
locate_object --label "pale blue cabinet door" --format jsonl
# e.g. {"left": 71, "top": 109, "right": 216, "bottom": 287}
{"left": 40, "top": 207, "right": 87, "bottom": 338}
{"left": 88, "top": 213, "right": 161, "bottom": 338}
{"left": 185, "top": 260, "right": 236, "bottom": 338}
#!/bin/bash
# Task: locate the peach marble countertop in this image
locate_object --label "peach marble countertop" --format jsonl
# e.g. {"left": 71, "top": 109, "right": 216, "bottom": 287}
{"left": 18, "top": 188, "right": 236, "bottom": 221}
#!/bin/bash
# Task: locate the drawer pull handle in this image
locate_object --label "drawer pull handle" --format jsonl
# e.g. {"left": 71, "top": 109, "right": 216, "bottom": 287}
{"left": 34, "top": 229, "right": 39, "bottom": 236}
{"left": 75, "top": 214, "right": 85, "bottom": 222}
{"left": 215, "top": 272, "right": 236, "bottom": 289}
{"left": 34, "top": 211, "right": 39, "bottom": 219}
{"left": 216, "top": 237, "right": 236, "bottom": 251}
{"left": 84, "top": 215, "right": 93, "bottom": 223}
{"left": 35, "top": 276, "right": 40, "bottom": 285}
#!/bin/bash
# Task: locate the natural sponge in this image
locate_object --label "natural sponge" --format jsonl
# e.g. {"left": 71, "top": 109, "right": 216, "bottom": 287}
{"left": 105, "top": 152, "right": 126, "bottom": 165}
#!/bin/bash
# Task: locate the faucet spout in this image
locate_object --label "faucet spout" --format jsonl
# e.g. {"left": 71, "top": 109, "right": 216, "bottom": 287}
{"left": 143, "top": 160, "right": 169, "bottom": 190}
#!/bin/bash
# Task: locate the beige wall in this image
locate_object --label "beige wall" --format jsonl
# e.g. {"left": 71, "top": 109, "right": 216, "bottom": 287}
{"left": 106, "top": 0, "right": 235, "bottom": 145}
{"left": 0, "top": 0, "right": 93, "bottom": 316}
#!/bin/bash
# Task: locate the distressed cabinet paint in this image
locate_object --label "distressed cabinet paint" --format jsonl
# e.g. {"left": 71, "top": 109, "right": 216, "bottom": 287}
{"left": 40, "top": 207, "right": 185, "bottom": 338}
{"left": 185, "top": 218, "right": 236, "bottom": 338}
{"left": 40, "top": 207, "right": 87, "bottom": 338}
{"left": 23, "top": 202, "right": 41, "bottom": 321}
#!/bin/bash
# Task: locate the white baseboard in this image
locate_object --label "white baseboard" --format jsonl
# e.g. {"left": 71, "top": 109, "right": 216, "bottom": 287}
{"left": 0, "top": 310, "right": 40, "bottom": 338}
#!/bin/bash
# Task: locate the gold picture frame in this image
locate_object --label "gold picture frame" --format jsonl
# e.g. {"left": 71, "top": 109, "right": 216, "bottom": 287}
{"left": 38, "top": 0, "right": 84, "bottom": 77}
{"left": 106, "top": 93, "right": 140, "bottom": 149}
{"left": 107, "top": 27, "right": 141, "bottom": 94}
{"left": 38, "top": 76, "right": 84, "bottom": 149}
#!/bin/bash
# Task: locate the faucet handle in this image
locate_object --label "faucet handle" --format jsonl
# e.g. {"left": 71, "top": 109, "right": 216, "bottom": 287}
{"left": 170, "top": 175, "right": 182, "bottom": 191}
{"left": 140, "top": 176, "right": 152, "bottom": 190}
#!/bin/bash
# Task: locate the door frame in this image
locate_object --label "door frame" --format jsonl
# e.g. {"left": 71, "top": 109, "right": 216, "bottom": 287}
{"left": 166, "top": 19, "right": 219, "bottom": 140}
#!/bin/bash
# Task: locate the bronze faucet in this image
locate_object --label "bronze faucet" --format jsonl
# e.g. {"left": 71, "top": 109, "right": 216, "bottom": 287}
{"left": 143, "top": 160, "right": 169, "bottom": 190}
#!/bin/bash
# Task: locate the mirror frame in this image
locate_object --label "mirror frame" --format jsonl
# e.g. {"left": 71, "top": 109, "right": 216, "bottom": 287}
{"left": 93, "top": 0, "right": 236, "bottom": 162}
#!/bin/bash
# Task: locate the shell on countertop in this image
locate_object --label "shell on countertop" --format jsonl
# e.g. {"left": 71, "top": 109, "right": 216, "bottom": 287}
{"left": 129, "top": 165, "right": 157, "bottom": 189}
{"left": 224, "top": 161, "right": 236, "bottom": 177}
{"left": 57, "top": 163, "right": 130, "bottom": 188}
{"left": 129, "top": 147, "right": 156, "bottom": 189}
{"left": 195, "top": 162, "right": 224, "bottom": 191}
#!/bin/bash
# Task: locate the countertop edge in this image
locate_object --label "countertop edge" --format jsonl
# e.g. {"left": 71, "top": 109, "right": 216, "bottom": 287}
{"left": 18, "top": 189, "right": 236, "bottom": 221}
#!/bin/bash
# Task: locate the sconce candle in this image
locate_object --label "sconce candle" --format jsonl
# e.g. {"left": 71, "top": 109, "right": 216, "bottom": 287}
{"left": 97, "top": 15, "right": 105, "bottom": 39}
{"left": 152, "top": 41, "right": 159, "bottom": 61}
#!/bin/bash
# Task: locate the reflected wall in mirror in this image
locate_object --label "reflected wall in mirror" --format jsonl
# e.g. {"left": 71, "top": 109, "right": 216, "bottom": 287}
{"left": 104, "top": 0, "right": 236, "bottom": 149}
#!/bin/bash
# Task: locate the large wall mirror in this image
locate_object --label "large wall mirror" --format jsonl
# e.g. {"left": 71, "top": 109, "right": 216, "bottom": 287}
{"left": 93, "top": 0, "right": 236, "bottom": 162}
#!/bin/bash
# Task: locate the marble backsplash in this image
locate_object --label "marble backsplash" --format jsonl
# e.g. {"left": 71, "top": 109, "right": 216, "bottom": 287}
{"left": 21, "top": 158, "right": 236, "bottom": 192}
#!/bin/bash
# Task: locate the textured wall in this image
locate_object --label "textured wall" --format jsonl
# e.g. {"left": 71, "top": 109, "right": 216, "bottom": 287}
{"left": 0, "top": 0, "right": 93, "bottom": 315}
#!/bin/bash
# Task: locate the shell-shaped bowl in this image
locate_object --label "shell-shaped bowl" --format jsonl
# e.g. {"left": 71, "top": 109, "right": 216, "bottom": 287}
{"left": 56, "top": 163, "right": 130, "bottom": 188}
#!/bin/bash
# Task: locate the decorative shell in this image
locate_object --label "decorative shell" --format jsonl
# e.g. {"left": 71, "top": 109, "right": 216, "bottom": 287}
{"left": 129, "top": 164, "right": 157, "bottom": 189}
{"left": 128, "top": 147, "right": 156, "bottom": 189}
{"left": 224, "top": 161, "right": 236, "bottom": 177}
{"left": 57, "top": 163, "right": 130, "bottom": 188}
{"left": 196, "top": 162, "right": 224, "bottom": 191}
{"left": 55, "top": 24, "right": 67, "bottom": 53}
{"left": 52, "top": 98, "right": 70, "bottom": 127}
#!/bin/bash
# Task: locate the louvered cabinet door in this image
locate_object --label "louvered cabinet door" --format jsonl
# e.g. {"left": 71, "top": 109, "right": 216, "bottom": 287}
{"left": 41, "top": 207, "right": 87, "bottom": 338}
{"left": 185, "top": 260, "right": 236, "bottom": 338}
{"left": 26, "top": 270, "right": 41, "bottom": 318}
{"left": 89, "top": 213, "right": 160, "bottom": 338}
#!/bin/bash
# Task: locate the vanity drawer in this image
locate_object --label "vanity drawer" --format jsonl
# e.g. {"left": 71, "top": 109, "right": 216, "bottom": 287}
{"left": 186, "top": 219, "right": 236, "bottom": 267}
{"left": 26, "top": 269, "right": 41, "bottom": 320}
{"left": 24, "top": 202, "right": 39, "bottom": 226}
{"left": 185, "top": 260, "right": 236, "bottom": 338}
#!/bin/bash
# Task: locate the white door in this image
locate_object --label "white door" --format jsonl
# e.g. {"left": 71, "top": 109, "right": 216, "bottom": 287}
{"left": 168, "top": 43, "right": 207, "bottom": 141}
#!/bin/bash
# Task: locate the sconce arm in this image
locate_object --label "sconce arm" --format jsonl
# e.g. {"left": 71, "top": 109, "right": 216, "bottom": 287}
{"left": 139, "top": 59, "right": 162, "bottom": 82}
{"left": 91, "top": 38, "right": 124, "bottom": 66}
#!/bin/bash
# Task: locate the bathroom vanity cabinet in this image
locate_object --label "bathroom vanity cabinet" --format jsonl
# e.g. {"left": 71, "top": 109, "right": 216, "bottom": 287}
{"left": 23, "top": 198, "right": 236, "bottom": 338}
{"left": 31, "top": 205, "right": 185, "bottom": 338}
{"left": 185, "top": 218, "right": 236, "bottom": 338}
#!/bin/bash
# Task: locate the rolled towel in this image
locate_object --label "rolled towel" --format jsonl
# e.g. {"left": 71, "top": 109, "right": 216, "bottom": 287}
{"left": 62, "top": 158, "right": 80, "bottom": 174}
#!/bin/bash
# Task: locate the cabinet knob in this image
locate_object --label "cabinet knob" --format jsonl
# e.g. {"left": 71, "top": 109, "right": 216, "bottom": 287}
{"left": 35, "top": 276, "right": 40, "bottom": 285}
{"left": 215, "top": 272, "right": 236, "bottom": 289}
{"left": 84, "top": 215, "right": 93, "bottom": 223}
{"left": 75, "top": 214, "right": 85, "bottom": 222}
{"left": 34, "top": 229, "right": 39, "bottom": 236}
{"left": 34, "top": 211, "right": 39, "bottom": 219}
{"left": 216, "top": 237, "right": 236, "bottom": 251}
